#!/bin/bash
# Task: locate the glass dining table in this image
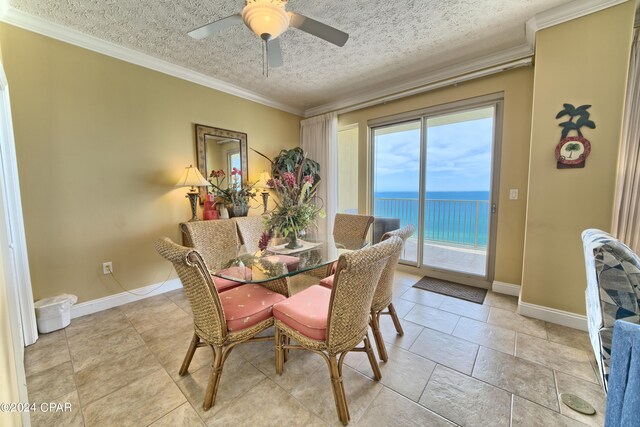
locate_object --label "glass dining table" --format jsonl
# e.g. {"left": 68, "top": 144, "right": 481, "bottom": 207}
{"left": 210, "top": 235, "right": 368, "bottom": 294}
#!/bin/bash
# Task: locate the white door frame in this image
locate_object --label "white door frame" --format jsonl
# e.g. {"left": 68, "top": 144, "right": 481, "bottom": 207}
{"left": 0, "top": 59, "right": 36, "bottom": 426}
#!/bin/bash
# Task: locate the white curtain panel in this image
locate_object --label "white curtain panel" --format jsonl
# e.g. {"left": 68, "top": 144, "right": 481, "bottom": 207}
{"left": 300, "top": 112, "right": 338, "bottom": 239}
{"left": 613, "top": 29, "right": 640, "bottom": 252}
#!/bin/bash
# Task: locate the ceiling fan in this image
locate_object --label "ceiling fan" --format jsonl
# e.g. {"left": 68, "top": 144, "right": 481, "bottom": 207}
{"left": 188, "top": 0, "right": 349, "bottom": 70}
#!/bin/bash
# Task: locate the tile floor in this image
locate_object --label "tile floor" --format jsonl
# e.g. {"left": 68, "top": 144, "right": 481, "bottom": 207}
{"left": 24, "top": 271, "right": 605, "bottom": 426}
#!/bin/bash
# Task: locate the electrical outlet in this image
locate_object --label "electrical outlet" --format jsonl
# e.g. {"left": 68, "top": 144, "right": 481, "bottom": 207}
{"left": 509, "top": 189, "right": 519, "bottom": 200}
{"left": 102, "top": 262, "right": 113, "bottom": 275}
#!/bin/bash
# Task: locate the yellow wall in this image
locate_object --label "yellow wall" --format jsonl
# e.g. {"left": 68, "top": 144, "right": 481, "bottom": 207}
{"left": 0, "top": 24, "right": 300, "bottom": 303}
{"left": 521, "top": 2, "right": 635, "bottom": 314}
{"left": 339, "top": 67, "right": 534, "bottom": 285}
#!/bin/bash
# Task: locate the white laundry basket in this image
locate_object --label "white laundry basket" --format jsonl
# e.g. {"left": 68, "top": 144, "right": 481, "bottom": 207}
{"left": 34, "top": 294, "right": 77, "bottom": 333}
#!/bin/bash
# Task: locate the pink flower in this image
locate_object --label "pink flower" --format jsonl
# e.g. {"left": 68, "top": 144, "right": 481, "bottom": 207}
{"left": 282, "top": 172, "right": 296, "bottom": 186}
{"left": 232, "top": 167, "right": 242, "bottom": 176}
{"left": 303, "top": 175, "right": 314, "bottom": 185}
{"left": 210, "top": 169, "right": 225, "bottom": 178}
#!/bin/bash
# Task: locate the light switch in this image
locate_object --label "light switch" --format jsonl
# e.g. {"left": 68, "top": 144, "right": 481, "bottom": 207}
{"left": 509, "top": 189, "right": 518, "bottom": 200}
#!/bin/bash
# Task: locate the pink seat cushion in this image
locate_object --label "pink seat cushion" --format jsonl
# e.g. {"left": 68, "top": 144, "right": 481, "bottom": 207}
{"left": 330, "top": 261, "right": 338, "bottom": 274}
{"left": 212, "top": 266, "right": 252, "bottom": 293}
{"left": 220, "top": 284, "right": 286, "bottom": 332}
{"left": 319, "top": 274, "right": 335, "bottom": 288}
{"left": 273, "top": 285, "right": 331, "bottom": 341}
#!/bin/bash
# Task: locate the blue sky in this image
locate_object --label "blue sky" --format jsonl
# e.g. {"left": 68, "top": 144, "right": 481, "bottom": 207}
{"left": 374, "top": 117, "right": 494, "bottom": 193}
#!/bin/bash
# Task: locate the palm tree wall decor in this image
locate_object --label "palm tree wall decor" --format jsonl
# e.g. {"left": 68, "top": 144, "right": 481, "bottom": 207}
{"left": 555, "top": 103, "right": 596, "bottom": 169}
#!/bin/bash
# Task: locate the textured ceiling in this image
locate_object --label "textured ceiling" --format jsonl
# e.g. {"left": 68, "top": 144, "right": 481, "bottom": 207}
{"left": 10, "top": 0, "right": 571, "bottom": 111}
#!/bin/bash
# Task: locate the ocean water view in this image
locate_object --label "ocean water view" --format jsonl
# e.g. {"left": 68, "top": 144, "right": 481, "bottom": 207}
{"left": 373, "top": 191, "right": 491, "bottom": 248}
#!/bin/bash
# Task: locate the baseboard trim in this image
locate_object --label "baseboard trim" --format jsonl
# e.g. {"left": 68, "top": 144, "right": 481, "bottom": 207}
{"left": 518, "top": 300, "right": 588, "bottom": 331}
{"left": 70, "top": 278, "right": 182, "bottom": 319}
{"left": 492, "top": 281, "right": 521, "bottom": 296}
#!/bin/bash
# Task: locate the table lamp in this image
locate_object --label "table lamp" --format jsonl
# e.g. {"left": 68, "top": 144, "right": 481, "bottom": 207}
{"left": 176, "top": 165, "right": 211, "bottom": 221}
{"left": 256, "top": 171, "right": 272, "bottom": 213}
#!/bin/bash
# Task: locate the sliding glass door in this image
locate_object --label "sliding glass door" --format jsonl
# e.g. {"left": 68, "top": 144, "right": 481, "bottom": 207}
{"left": 371, "top": 97, "right": 501, "bottom": 283}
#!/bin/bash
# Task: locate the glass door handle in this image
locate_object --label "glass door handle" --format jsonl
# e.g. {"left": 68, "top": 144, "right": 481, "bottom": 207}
{"left": 491, "top": 203, "right": 497, "bottom": 214}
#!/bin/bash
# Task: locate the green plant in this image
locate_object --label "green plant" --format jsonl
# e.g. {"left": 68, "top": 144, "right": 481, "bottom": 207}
{"left": 556, "top": 103, "right": 596, "bottom": 139}
{"left": 209, "top": 167, "right": 257, "bottom": 208}
{"left": 564, "top": 142, "right": 581, "bottom": 158}
{"left": 251, "top": 148, "right": 324, "bottom": 237}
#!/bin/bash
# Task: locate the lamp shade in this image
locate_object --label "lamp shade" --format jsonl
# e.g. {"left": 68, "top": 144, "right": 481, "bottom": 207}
{"left": 242, "top": 1, "right": 289, "bottom": 39}
{"left": 256, "top": 171, "right": 272, "bottom": 189}
{"left": 176, "top": 165, "right": 211, "bottom": 188}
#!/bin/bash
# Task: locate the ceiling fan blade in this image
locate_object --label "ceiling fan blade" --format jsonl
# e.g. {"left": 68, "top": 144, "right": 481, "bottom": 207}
{"left": 188, "top": 14, "right": 243, "bottom": 40}
{"left": 289, "top": 12, "right": 349, "bottom": 47}
{"left": 267, "top": 38, "right": 284, "bottom": 68}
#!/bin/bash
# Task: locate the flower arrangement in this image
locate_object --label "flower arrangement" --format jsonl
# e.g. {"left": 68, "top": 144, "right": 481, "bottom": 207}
{"left": 252, "top": 147, "right": 323, "bottom": 248}
{"left": 209, "top": 167, "right": 257, "bottom": 216}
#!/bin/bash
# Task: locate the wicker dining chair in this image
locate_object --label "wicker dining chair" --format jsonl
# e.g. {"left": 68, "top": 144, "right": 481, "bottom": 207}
{"left": 155, "top": 237, "right": 285, "bottom": 411}
{"left": 273, "top": 236, "right": 404, "bottom": 425}
{"left": 181, "top": 220, "right": 245, "bottom": 293}
{"left": 333, "top": 213, "right": 374, "bottom": 245}
{"left": 369, "top": 224, "right": 415, "bottom": 362}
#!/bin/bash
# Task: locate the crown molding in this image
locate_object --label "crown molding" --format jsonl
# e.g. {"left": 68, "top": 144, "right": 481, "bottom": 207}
{"left": 0, "top": 5, "right": 304, "bottom": 116}
{"left": 525, "top": 0, "right": 630, "bottom": 49}
{"left": 304, "top": 44, "right": 533, "bottom": 117}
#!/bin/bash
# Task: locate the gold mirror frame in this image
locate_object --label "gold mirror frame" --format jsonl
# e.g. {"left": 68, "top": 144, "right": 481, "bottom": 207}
{"left": 195, "top": 124, "right": 248, "bottom": 204}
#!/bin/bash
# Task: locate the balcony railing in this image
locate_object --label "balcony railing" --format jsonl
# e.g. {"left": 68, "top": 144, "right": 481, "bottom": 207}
{"left": 373, "top": 197, "right": 490, "bottom": 249}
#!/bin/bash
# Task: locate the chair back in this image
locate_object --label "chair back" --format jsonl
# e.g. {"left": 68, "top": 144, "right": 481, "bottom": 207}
{"left": 234, "top": 216, "right": 266, "bottom": 255}
{"left": 372, "top": 224, "right": 416, "bottom": 311}
{"left": 333, "top": 213, "right": 374, "bottom": 240}
{"left": 327, "top": 236, "right": 403, "bottom": 353}
{"left": 181, "top": 220, "right": 239, "bottom": 270}
{"left": 154, "top": 237, "right": 227, "bottom": 345}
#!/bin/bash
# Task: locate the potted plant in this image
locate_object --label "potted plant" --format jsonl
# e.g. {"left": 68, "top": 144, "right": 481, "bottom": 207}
{"left": 253, "top": 147, "right": 323, "bottom": 249}
{"left": 209, "top": 168, "right": 257, "bottom": 217}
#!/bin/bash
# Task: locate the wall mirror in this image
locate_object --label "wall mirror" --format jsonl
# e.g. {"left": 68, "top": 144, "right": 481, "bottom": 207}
{"left": 195, "top": 124, "right": 248, "bottom": 203}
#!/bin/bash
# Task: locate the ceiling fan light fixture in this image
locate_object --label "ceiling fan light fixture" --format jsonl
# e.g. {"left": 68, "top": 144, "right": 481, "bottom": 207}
{"left": 242, "top": 0, "right": 290, "bottom": 40}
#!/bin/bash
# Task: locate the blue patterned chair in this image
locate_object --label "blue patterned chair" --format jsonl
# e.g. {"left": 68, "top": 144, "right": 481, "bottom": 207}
{"left": 582, "top": 229, "right": 640, "bottom": 392}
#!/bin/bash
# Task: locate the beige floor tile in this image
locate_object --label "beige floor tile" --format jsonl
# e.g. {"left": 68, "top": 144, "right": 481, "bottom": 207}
{"left": 378, "top": 315, "right": 424, "bottom": 350}
{"left": 31, "top": 329, "right": 66, "bottom": 349}
{"left": 25, "top": 337, "right": 71, "bottom": 376}
{"left": 75, "top": 345, "right": 163, "bottom": 405}
{"left": 472, "top": 347, "right": 558, "bottom": 411}
{"left": 250, "top": 348, "right": 327, "bottom": 390}
{"left": 232, "top": 336, "right": 276, "bottom": 361}
{"left": 354, "top": 343, "right": 436, "bottom": 402}
{"left": 438, "top": 296, "right": 490, "bottom": 321}
{"left": 420, "top": 365, "right": 511, "bottom": 426}
{"left": 149, "top": 402, "right": 204, "bottom": 427}
{"left": 154, "top": 336, "right": 213, "bottom": 381}
{"left": 176, "top": 355, "right": 267, "bottom": 422}
{"left": 356, "top": 387, "right": 454, "bottom": 427}
{"left": 139, "top": 316, "right": 194, "bottom": 351}
{"left": 126, "top": 302, "right": 192, "bottom": 334}
{"left": 26, "top": 361, "right": 76, "bottom": 403}
{"left": 400, "top": 288, "right": 447, "bottom": 308}
{"left": 404, "top": 305, "right": 460, "bottom": 334}
{"left": 65, "top": 308, "right": 131, "bottom": 341}
{"left": 166, "top": 290, "right": 193, "bottom": 315}
{"left": 515, "top": 333, "right": 597, "bottom": 383}
{"left": 389, "top": 297, "right": 416, "bottom": 318}
{"left": 511, "top": 395, "right": 585, "bottom": 427}
{"left": 30, "top": 390, "right": 84, "bottom": 427}
{"left": 546, "top": 323, "right": 593, "bottom": 353}
{"left": 290, "top": 365, "right": 383, "bottom": 426}
{"left": 452, "top": 317, "right": 515, "bottom": 355}
{"left": 488, "top": 307, "right": 547, "bottom": 339}
{"left": 483, "top": 291, "right": 518, "bottom": 311}
{"left": 409, "top": 327, "right": 478, "bottom": 375}
{"left": 67, "top": 325, "right": 144, "bottom": 372}
{"left": 209, "top": 378, "right": 326, "bottom": 427}
{"left": 119, "top": 294, "right": 173, "bottom": 315}
{"left": 556, "top": 372, "right": 606, "bottom": 427}
{"left": 83, "top": 369, "right": 185, "bottom": 427}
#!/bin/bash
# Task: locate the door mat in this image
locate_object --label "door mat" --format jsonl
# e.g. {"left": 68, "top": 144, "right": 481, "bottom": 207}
{"left": 412, "top": 276, "right": 487, "bottom": 304}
